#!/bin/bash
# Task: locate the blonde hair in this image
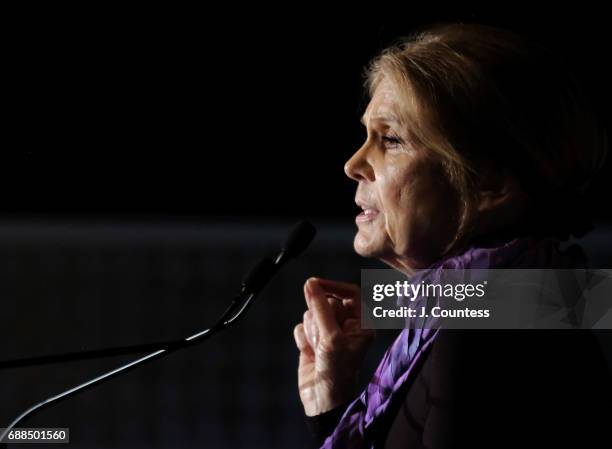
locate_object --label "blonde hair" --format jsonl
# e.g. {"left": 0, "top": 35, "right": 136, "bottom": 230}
{"left": 365, "top": 22, "right": 608, "bottom": 254}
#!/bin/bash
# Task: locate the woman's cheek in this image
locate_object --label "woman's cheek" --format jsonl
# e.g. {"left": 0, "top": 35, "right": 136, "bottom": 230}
{"left": 394, "top": 189, "right": 418, "bottom": 254}
{"left": 380, "top": 179, "right": 414, "bottom": 252}
{"left": 378, "top": 151, "right": 426, "bottom": 253}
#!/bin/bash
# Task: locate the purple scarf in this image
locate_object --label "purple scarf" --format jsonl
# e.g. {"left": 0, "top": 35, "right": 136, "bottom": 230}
{"left": 319, "top": 236, "right": 587, "bottom": 448}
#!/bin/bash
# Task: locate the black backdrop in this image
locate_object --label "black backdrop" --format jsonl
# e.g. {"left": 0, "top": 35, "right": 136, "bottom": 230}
{"left": 3, "top": 6, "right": 612, "bottom": 221}
{"left": 2, "top": 5, "right": 612, "bottom": 449}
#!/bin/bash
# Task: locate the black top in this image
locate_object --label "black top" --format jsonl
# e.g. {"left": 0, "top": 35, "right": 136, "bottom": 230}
{"left": 306, "top": 330, "right": 612, "bottom": 448}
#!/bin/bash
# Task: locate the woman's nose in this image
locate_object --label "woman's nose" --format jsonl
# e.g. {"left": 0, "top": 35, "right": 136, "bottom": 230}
{"left": 344, "top": 147, "right": 375, "bottom": 182}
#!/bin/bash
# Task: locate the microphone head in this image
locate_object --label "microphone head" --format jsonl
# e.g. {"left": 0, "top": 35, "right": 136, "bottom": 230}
{"left": 281, "top": 220, "right": 317, "bottom": 260}
{"left": 242, "top": 257, "right": 276, "bottom": 293}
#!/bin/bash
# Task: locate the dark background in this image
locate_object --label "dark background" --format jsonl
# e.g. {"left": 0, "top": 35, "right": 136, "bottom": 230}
{"left": 3, "top": 6, "right": 612, "bottom": 221}
{"left": 1, "top": 6, "right": 611, "bottom": 449}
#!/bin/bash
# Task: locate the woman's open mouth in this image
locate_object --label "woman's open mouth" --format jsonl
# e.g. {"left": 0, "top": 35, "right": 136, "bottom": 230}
{"left": 355, "top": 200, "right": 380, "bottom": 223}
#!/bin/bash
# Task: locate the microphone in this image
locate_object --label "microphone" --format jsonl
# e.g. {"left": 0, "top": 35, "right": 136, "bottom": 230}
{"left": 242, "top": 257, "right": 278, "bottom": 293}
{"left": 275, "top": 220, "right": 317, "bottom": 266}
{"left": 219, "top": 221, "right": 316, "bottom": 328}
{"left": 0, "top": 220, "right": 316, "bottom": 443}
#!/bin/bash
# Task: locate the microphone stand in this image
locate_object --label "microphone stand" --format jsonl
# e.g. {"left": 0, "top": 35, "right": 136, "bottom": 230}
{"left": 0, "top": 340, "right": 186, "bottom": 370}
{"left": 0, "top": 269, "right": 267, "bottom": 370}
{"left": 0, "top": 220, "right": 315, "bottom": 445}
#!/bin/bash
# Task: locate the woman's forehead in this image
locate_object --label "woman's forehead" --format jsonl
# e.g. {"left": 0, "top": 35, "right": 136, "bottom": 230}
{"left": 363, "top": 81, "right": 401, "bottom": 125}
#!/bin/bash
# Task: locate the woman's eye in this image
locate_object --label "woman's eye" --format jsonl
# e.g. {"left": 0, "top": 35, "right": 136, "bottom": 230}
{"left": 382, "top": 135, "right": 402, "bottom": 148}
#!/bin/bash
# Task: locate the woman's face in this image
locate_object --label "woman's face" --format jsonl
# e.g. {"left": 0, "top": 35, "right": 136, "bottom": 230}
{"left": 344, "top": 78, "right": 460, "bottom": 273}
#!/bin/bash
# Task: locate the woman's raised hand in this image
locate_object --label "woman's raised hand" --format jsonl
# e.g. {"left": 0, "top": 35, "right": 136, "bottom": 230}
{"left": 293, "top": 277, "right": 375, "bottom": 416}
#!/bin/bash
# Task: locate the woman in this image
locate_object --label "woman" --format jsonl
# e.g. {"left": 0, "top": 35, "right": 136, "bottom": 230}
{"left": 294, "top": 23, "right": 611, "bottom": 448}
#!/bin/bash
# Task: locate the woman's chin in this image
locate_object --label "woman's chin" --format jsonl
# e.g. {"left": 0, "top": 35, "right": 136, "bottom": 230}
{"left": 353, "top": 230, "right": 385, "bottom": 258}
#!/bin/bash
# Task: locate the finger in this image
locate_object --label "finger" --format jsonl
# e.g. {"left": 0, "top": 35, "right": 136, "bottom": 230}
{"left": 315, "top": 278, "right": 360, "bottom": 299}
{"left": 303, "top": 279, "right": 313, "bottom": 309}
{"left": 324, "top": 293, "right": 360, "bottom": 322}
{"left": 303, "top": 310, "right": 318, "bottom": 348}
{"left": 311, "top": 278, "right": 361, "bottom": 318}
{"left": 327, "top": 296, "right": 348, "bottom": 323}
{"left": 293, "top": 323, "right": 314, "bottom": 356}
{"left": 342, "top": 318, "right": 376, "bottom": 353}
{"left": 341, "top": 317, "right": 360, "bottom": 333}
{"left": 342, "top": 297, "right": 362, "bottom": 319}
{"left": 342, "top": 318, "right": 374, "bottom": 337}
{"left": 305, "top": 279, "right": 341, "bottom": 336}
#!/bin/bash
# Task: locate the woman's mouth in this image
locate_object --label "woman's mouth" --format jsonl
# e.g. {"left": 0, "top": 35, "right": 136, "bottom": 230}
{"left": 355, "top": 200, "right": 380, "bottom": 223}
